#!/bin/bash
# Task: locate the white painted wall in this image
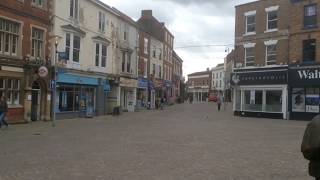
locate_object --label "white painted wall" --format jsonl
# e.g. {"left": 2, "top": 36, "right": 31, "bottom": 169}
{"left": 150, "top": 37, "right": 163, "bottom": 79}
{"left": 211, "top": 66, "right": 225, "bottom": 91}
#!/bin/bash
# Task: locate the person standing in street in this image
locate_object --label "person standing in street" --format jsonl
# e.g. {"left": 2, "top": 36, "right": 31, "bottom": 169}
{"left": 217, "top": 95, "right": 222, "bottom": 111}
{"left": 0, "top": 96, "right": 9, "bottom": 129}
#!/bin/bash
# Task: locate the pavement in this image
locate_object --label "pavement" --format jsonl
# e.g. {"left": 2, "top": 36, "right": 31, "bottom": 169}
{"left": 0, "top": 102, "right": 311, "bottom": 180}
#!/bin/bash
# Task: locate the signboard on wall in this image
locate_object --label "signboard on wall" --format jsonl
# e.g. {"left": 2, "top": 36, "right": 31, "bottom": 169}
{"left": 292, "top": 88, "right": 305, "bottom": 112}
{"left": 306, "top": 94, "right": 320, "bottom": 113}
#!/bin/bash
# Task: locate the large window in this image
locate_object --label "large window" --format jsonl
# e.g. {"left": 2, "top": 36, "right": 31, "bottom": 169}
{"left": 152, "top": 64, "right": 156, "bottom": 76}
{"left": 267, "top": 11, "right": 278, "bottom": 30}
{"left": 69, "top": 0, "right": 78, "bottom": 19}
{"left": 246, "top": 15, "right": 256, "bottom": 33}
{"left": 98, "top": 12, "right": 106, "bottom": 32}
{"left": 0, "top": 18, "right": 20, "bottom": 56}
{"left": 303, "top": 39, "right": 316, "bottom": 62}
{"left": 0, "top": 78, "right": 20, "bottom": 106}
{"left": 159, "top": 65, "right": 162, "bottom": 78}
{"left": 127, "top": 53, "right": 131, "bottom": 73}
{"left": 266, "top": 91, "right": 282, "bottom": 112}
{"left": 31, "top": 28, "right": 44, "bottom": 58}
{"left": 58, "top": 86, "right": 80, "bottom": 112}
{"left": 65, "top": 33, "right": 81, "bottom": 63}
{"left": 95, "top": 43, "right": 107, "bottom": 68}
{"left": 266, "top": 44, "right": 277, "bottom": 65}
{"left": 304, "top": 4, "right": 317, "bottom": 28}
{"left": 122, "top": 51, "right": 126, "bottom": 72}
{"left": 245, "top": 47, "right": 255, "bottom": 67}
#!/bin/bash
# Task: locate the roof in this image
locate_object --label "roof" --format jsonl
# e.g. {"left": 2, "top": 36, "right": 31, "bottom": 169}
{"left": 173, "top": 51, "right": 183, "bottom": 63}
{"left": 112, "top": 7, "right": 138, "bottom": 28}
{"left": 217, "top": 63, "right": 224, "bottom": 67}
{"left": 235, "top": 0, "right": 260, "bottom": 8}
{"left": 188, "top": 71, "right": 210, "bottom": 77}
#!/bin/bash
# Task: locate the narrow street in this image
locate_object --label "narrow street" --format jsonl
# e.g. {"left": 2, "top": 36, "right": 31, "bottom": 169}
{"left": 0, "top": 103, "right": 309, "bottom": 180}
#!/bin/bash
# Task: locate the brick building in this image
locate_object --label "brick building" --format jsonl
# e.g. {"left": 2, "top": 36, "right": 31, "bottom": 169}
{"left": 173, "top": 51, "right": 183, "bottom": 99}
{"left": 287, "top": 0, "right": 320, "bottom": 120}
{"left": 232, "top": 0, "right": 290, "bottom": 119}
{"left": 0, "top": 0, "right": 52, "bottom": 123}
{"left": 187, "top": 69, "right": 211, "bottom": 102}
{"left": 232, "top": 0, "right": 320, "bottom": 120}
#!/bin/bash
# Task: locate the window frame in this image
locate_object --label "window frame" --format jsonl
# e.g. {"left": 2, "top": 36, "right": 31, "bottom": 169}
{"left": 69, "top": 0, "right": 79, "bottom": 20}
{"left": 65, "top": 32, "right": 81, "bottom": 63}
{"left": 245, "top": 14, "right": 256, "bottom": 34}
{"left": 267, "top": 10, "right": 278, "bottom": 31}
{"left": 245, "top": 47, "right": 255, "bottom": 67}
{"left": 304, "top": 4, "right": 317, "bottom": 29}
{"left": 31, "top": 27, "right": 44, "bottom": 58}
{"left": 303, "top": 39, "right": 316, "bottom": 62}
{"left": 98, "top": 12, "right": 106, "bottom": 32}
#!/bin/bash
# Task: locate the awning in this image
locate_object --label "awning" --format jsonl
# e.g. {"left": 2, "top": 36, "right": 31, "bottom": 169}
{"left": 57, "top": 73, "right": 99, "bottom": 86}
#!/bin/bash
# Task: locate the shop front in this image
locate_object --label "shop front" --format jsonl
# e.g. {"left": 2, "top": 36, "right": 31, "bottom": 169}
{"left": 119, "top": 77, "right": 137, "bottom": 112}
{"left": 137, "top": 78, "right": 148, "bottom": 109}
{"left": 164, "top": 80, "right": 175, "bottom": 103}
{"left": 231, "top": 67, "right": 288, "bottom": 119}
{"left": 288, "top": 65, "right": 320, "bottom": 120}
{"left": 55, "top": 72, "right": 109, "bottom": 119}
{"left": 153, "top": 79, "right": 163, "bottom": 108}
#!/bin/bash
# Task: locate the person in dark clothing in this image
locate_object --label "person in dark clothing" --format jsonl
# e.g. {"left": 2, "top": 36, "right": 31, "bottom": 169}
{"left": 217, "top": 96, "right": 222, "bottom": 111}
{"left": 301, "top": 114, "right": 320, "bottom": 180}
{"left": 0, "top": 96, "right": 9, "bottom": 128}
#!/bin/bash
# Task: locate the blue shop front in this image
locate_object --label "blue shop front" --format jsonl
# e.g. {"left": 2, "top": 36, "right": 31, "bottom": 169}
{"left": 136, "top": 78, "right": 155, "bottom": 109}
{"left": 55, "top": 72, "right": 110, "bottom": 119}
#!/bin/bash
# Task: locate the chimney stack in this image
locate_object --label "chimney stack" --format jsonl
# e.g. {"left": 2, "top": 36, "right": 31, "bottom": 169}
{"left": 141, "top": 10, "right": 153, "bottom": 17}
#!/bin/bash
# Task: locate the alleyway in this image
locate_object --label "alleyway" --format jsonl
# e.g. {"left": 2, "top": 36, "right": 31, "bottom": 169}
{"left": 0, "top": 103, "right": 309, "bottom": 180}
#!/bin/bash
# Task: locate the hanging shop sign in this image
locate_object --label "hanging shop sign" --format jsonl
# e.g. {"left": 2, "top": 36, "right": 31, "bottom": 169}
{"left": 231, "top": 70, "right": 287, "bottom": 86}
{"left": 120, "top": 77, "right": 138, "bottom": 88}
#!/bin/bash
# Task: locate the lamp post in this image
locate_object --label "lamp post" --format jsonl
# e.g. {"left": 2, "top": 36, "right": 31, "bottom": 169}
{"left": 50, "top": 35, "right": 62, "bottom": 127}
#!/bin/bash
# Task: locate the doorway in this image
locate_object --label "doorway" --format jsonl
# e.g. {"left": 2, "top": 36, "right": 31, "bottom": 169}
{"left": 31, "top": 81, "right": 41, "bottom": 121}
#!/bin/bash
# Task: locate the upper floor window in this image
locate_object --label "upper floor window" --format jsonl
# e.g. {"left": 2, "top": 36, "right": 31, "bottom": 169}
{"left": 152, "top": 64, "right": 156, "bottom": 76}
{"left": 159, "top": 65, "right": 162, "bottom": 78}
{"left": 303, "top": 39, "right": 316, "bottom": 62}
{"left": 0, "top": 18, "right": 20, "bottom": 56}
{"left": 159, "top": 49, "right": 162, "bottom": 60}
{"left": 32, "top": 0, "right": 44, "bottom": 8}
{"left": 245, "top": 11, "right": 256, "bottom": 34}
{"left": 266, "top": 44, "right": 277, "bottom": 65}
{"left": 152, "top": 46, "right": 156, "bottom": 58}
{"left": 143, "top": 58, "right": 147, "bottom": 78}
{"left": 31, "top": 28, "right": 44, "bottom": 58}
{"left": 98, "top": 12, "right": 106, "bottom": 32}
{"left": 304, "top": 4, "right": 317, "bottom": 29}
{"left": 70, "top": 0, "right": 79, "bottom": 19}
{"left": 267, "top": 11, "right": 278, "bottom": 30}
{"left": 245, "top": 47, "right": 255, "bottom": 67}
{"left": 121, "top": 51, "right": 132, "bottom": 73}
{"left": 123, "top": 24, "right": 129, "bottom": 41}
{"left": 65, "top": 33, "right": 81, "bottom": 63}
{"left": 144, "top": 38, "right": 148, "bottom": 54}
{"left": 95, "top": 43, "right": 107, "bottom": 68}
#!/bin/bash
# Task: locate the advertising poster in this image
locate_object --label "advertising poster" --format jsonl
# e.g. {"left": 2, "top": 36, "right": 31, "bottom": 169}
{"left": 292, "top": 88, "right": 305, "bottom": 112}
{"left": 306, "top": 94, "right": 320, "bottom": 113}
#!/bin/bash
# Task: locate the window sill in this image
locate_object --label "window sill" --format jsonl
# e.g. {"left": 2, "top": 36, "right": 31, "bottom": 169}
{"left": 243, "top": 32, "right": 256, "bottom": 36}
{"left": 264, "top": 29, "right": 278, "bottom": 33}
{"left": 302, "top": 26, "right": 318, "bottom": 30}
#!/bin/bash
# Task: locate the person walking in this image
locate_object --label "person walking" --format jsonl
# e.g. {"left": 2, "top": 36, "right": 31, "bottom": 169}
{"left": 217, "top": 95, "right": 222, "bottom": 111}
{"left": 0, "top": 96, "right": 9, "bottom": 129}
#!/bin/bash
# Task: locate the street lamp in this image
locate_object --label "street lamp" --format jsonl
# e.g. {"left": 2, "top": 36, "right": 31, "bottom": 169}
{"left": 49, "top": 35, "right": 62, "bottom": 127}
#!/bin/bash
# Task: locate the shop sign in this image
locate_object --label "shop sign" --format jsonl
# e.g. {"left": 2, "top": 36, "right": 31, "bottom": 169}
{"left": 306, "top": 94, "right": 320, "bottom": 113}
{"left": 231, "top": 70, "right": 287, "bottom": 86}
{"left": 289, "top": 67, "right": 320, "bottom": 86}
{"left": 120, "top": 77, "right": 138, "bottom": 88}
{"left": 138, "top": 78, "right": 148, "bottom": 89}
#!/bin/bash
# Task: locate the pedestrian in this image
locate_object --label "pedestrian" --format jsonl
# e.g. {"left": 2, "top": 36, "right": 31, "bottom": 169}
{"left": 217, "top": 95, "right": 222, "bottom": 111}
{"left": 0, "top": 96, "right": 9, "bottom": 129}
{"left": 301, "top": 114, "right": 320, "bottom": 180}
{"left": 160, "top": 97, "right": 164, "bottom": 110}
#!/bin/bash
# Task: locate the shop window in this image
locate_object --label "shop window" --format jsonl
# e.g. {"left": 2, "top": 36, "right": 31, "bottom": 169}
{"left": 292, "top": 88, "right": 305, "bottom": 112}
{"left": 303, "top": 39, "right": 316, "bottom": 62}
{"left": 304, "top": 4, "right": 317, "bottom": 29}
{"left": 58, "top": 86, "right": 80, "bottom": 112}
{"left": 0, "top": 18, "right": 20, "bottom": 56}
{"left": 306, "top": 88, "right": 320, "bottom": 113}
{"left": 243, "top": 90, "right": 262, "bottom": 111}
{"left": 266, "top": 91, "right": 282, "bottom": 112}
{"left": 0, "top": 78, "right": 4, "bottom": 98}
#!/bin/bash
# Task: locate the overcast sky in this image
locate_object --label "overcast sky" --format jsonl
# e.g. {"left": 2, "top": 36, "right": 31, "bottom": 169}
{"left": 101, "top": 0, "right": 256, "bottom": 77}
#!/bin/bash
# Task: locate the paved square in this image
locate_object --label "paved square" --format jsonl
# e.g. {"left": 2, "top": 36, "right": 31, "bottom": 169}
{"left": 0, "top": 103, "right": 310, "bottom": 180}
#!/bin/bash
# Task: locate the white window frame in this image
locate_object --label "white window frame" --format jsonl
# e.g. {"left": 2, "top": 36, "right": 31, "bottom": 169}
{"left": 264, "top": 40, "right": 278, "bottom": 66}
{"left": 244, "top": 43, "right": 256, "bottom": 67}
{"left": 65, "top": 32, "right": 81, "bottom": 63}
{"left": 143, "top": 58, "right": 147, "bottom": 78}
{"left": 69, "top": 0, "right": 79, "bottom": 20}
{"left": 244, "top": 10, "right": 256, "bottom": 36}
{"left": 31, "top": 27, "right": 44, "bottom": 58}
{"left": 94, "top": 43, "right": 108, "bottom": 68}
{"left": 0, "top": 18, "right": 21, "bottom": 57}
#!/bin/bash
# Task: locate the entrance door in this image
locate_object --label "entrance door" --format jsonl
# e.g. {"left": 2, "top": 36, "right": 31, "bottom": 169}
{"left": 31, "top": 82, "right": 41, "bottom": 121}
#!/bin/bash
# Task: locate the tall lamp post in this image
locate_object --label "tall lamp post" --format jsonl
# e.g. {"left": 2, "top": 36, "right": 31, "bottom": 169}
{"left": 50, "top": 35, "right": 62, "bottom": 127}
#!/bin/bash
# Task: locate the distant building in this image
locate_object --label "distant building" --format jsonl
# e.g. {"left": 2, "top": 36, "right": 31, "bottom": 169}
{"left": 211, "top": 63, "right": 225, "bottom": 97}
{"left": 224, "top": 50, "right": 235, "bottom": 102}
{"left": 173, "top": 51, "right": 183, "bottom": 99}
{"left": 187, "top": 69, "right": 211, "bottom": 102}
